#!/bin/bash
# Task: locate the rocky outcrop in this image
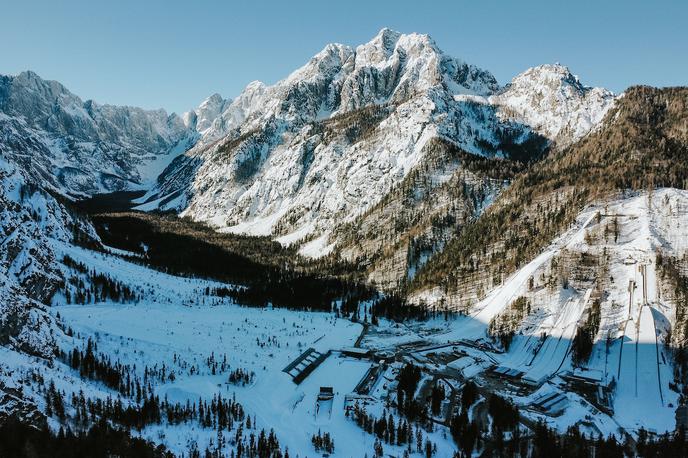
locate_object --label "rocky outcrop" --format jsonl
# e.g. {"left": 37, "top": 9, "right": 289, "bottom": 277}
{"left": 0, "top": 71, "right": 197, "bottom": 197}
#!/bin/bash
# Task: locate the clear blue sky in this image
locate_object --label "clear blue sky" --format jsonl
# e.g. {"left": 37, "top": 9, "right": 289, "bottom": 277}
{"left": 1, "top": 0, "right": 685, "bottom": 114}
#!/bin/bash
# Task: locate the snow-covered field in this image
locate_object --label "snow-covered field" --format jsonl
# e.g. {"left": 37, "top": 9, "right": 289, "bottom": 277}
{"left": 55, "top": 301, "right": 364, "bottom": 454}
{"left": 37, "top": 240, "right": 455, "bottom": 456}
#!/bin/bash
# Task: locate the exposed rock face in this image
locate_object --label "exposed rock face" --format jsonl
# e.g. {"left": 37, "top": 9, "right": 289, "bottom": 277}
{"left": 0, "top": 151, "right": 97, "bottom": 424}
{"left": 490, "top": 64, "right": 615, "bottom": 147}
{"left": 330, "top": 137, "right": 513, "bottom": 289}
{"left": 135, "top": 30, "right": 613, "bottom": 288}
{"left": 0, "top": 71, "right": 197, "bottom": 197}
{"left": 0, "top": 155, "right": 94, "bottom": 358}
{"left": 0, "top": 379, "right": 46, "bottom": 429}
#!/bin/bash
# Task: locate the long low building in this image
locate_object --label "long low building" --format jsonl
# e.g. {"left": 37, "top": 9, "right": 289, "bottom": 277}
{"left": 339, "top": 347, "right": 372, "bottom": 358}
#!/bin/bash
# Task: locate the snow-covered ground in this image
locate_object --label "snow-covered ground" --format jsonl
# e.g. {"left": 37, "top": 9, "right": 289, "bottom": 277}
{"left": 377, "top": 189, "right": 688, "bottom": 437}
{"left": 37, "top": 240, "right": 455, "bottom": 456}
{"left": 55, "top": 301, "right": 367, "bottom": 455}
{"left": 4, "top": 189, "right": 686, "bottom": 456}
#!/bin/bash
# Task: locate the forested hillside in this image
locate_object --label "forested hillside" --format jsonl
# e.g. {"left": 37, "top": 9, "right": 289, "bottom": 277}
{"left": 413, "top": 86, "right": 688, "bottom": 308}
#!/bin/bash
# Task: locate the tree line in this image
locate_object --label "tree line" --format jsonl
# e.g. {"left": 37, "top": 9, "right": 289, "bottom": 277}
{"left": 62, "top": 255, "right": 139, "bottom": 304}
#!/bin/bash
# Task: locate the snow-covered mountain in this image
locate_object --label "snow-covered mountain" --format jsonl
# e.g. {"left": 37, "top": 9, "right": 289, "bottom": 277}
{"left": 0, "top": 152, "right": 96, "bottom": 429}
{"left": 414, "top": 188, "right": 687, "bottom": 433}
{"left": 491, "top": 64, "right": 615, "bottom": 147}
{"left": 0, "top": 31, "right": 616, "bottom": 272}
{"left": 138, "top": 29, "right": 615, "bottom": 263}
{"left": 0, "top": 71, "right": 198, "bottom": 197}
{"left": 1, "top": 28, "right": 688, "bottom": 457}
{"left": 0, "top": 155, "right": 68, "bottom": 358}
{"left": 411, "top": 85, "right": 688, "bottom": 309}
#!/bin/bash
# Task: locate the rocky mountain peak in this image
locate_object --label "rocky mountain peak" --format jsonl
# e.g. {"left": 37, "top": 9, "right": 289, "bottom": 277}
{"left": 193, "top": 29, "right": 501, "bottom": 142}
{"left": 0, "top": 70, "right": 197, "bottom": 196}
{"left": 141, "top": 30, "right": 617, "bottom": 251}
{"left": 491, "top": 63, "right": 615, "bottom": 146}
{"left": 509, "top": 63, "right": 586, "bottom": 94}
{"left": 354, "top": 28, "right": 404, "bottom": 65}
{"left": 191, "top": 93, "right": 231, "bottom": 133}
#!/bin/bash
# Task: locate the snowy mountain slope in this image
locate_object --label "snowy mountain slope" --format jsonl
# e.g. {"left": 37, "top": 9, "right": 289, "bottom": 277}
{"left": 329, "top": 137, "right": 516, "bottom": 289}
{"left": 0, "top": 155, "right": 93, "bottom": 357}
{"left": 0, "top": 182, "right": 682, "bottom": 455}
{"left": 0, "top": 234, "right": 466, "bottom": 456}
{"left": 0, "top": 183, "right": 683, "bottom": 453}
{"left": 412, "top": 86, "right": 688, "bottom": 309}
{"left": 399, "top": 86, "right": 688, "bottom": 436}
{"left": 0, "top": 71, "right": 198, "bottom": 197}
{"left": 0, "top": 152, "right": 98, "bottom": 426}
{"left": 1, "top": 190, "right": 680, "bottom": 454}
{"left": 490, "top": 64, "right": 615, "bottom": 147}
{"left": 411, "top": 189, "right": 687, "bottom": 434}
{"left": 140, "top": 29, "right": 612, "bottom": 264}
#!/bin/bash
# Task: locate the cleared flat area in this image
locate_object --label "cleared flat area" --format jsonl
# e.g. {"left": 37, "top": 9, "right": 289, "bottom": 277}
{"left": 57, "top": 301, "right": 367, "bottom": 454}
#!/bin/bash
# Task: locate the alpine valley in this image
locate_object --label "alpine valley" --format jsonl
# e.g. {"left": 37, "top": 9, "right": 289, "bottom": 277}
{"left": 1, "top": 29, "right": 687, "bottom": 458}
